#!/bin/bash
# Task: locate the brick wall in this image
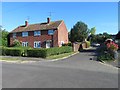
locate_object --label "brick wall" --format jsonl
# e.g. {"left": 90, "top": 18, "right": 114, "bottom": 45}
{"left": 9, "top": 31, "right": 54, "bottom": 48}
{"left": 72, "top": 42, "right": 87, "bottom": 52}
{"left": 9, "top": 21, "right": 68, "bottom": 48}
{"left": 72, "top": 43, "right": 81, "bottom": 52}
{"left": 58, "top": 21, "right": 68, "bottom": 47}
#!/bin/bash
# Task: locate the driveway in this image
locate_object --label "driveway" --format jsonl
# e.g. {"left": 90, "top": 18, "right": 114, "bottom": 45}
{"left": 1, "top": 49, "right": 118, "bottom": 88}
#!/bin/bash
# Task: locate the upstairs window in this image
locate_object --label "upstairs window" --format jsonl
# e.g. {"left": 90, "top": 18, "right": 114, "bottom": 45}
{"left": 34, "top": 31, "right": 41, "bottom": 36}
{"left": 48, "top": 30, "right": 54, "bottom": 35}
{"left": 13, "top": 33, "right": 16, "bottom": 38}
{"left": 22, "top": 32, "right": 28, "bottom": 37}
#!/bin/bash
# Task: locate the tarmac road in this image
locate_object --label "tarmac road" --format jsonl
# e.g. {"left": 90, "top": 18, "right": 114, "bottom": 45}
{"left": 1, "top": 50, "right": 118, "bottom": 88}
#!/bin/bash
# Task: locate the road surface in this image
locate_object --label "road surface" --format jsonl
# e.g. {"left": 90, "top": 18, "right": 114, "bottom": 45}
{"left": 1, "top": 50, "right": 118, "bottom": 88}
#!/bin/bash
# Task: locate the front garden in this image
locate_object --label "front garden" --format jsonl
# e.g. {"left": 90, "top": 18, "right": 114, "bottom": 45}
{"left": 1, "top": 46, "right": 73, "bottom": 59}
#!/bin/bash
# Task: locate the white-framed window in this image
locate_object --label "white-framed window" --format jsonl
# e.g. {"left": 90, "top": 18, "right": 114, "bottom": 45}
{"left": 22, "top": 31, "right": 28, "bottom": 37}
{"left": 13, "top": 33, "right": 16, "bottom": 38}
{"left": 22, "top": 42, "right": 28, "bottom": 47}
{"left": 34, "top": 41, "right": 41, "bottom": 48}
{"left": 34, "top": 31, "right": 41, "bottom": 36}
{"left": 48, "top": 30, "right": 54, "bottom": 35}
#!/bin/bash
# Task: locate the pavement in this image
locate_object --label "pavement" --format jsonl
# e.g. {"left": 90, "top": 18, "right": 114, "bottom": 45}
{"left": 1, "top": 47, "right": 118, "bottom": 88}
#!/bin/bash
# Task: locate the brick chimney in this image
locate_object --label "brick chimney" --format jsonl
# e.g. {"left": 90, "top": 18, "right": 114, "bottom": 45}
{"left": 47, "top": 17, "right": 50, "bottom": 23}
{"left": 25, "top": 20, "right": 28, "bottom": 26}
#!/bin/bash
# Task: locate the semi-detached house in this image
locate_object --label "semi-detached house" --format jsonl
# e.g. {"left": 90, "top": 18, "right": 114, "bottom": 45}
{"left": 8, "top": 18, "right": 68, "bottom": 48}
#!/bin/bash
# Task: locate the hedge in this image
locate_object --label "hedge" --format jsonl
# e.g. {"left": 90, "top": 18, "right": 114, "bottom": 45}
{"left": 27, "top": 46, "right": 72, "bottom": 58}
{"left": 46, "top": 46, "right": 72, "bottom": 56}
{"left": 1, "top": 46, "right": 72, "bottom": 58}
{"left": 27, "top": 48, "right": 47, "bottom": 58}
{"left": 2, "top": 47, "right": 23, "bottom": 56}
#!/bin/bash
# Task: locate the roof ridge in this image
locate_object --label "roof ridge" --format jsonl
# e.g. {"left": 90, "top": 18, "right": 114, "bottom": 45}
{"left": 10, "top": 20, "right": 63, "bottom": 33}
{"left": 25, "top": 20, "right": 63, "bottom": 26}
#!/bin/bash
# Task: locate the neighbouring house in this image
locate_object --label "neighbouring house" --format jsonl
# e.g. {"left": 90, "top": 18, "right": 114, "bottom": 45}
{"left": 116, "top": 31, "right": 120, "bottom": 39}
{"left": 8, "top": 18, "right": 68, "bottom": 48}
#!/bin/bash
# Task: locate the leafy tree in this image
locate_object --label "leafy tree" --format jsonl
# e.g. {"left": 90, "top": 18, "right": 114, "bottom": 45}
{"left": 87, "top": 27, "right": 96, "bottom": 42}
{"left": 96, "top": 34, "right": 105, "bottom": 44}
{"left": 69, "top": 21, "right": 88, "bottom": 42}
{"left": 0, "top": 26, "right": 9, "bottom": 46}
{"left": 90, "top": 27, "right": 96, "bottom": 35}
{"left": 103, "top": 32, "right": 111, "bottom": 40}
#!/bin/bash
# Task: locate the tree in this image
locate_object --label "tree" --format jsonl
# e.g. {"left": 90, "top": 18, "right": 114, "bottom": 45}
{"left": 87, "top": 27, "right": 96, "bottom": 42}
{"left": 103, "top": 32, "right": 111, "bottom": 40}
{"left": 90, "top": 27, "right": 96, "bottom": 35}
{"left": 69, "top": 21, "right": 88, "bottom": 42}
{"left": 0, "top": 26, "right": 9, "bottom": 46}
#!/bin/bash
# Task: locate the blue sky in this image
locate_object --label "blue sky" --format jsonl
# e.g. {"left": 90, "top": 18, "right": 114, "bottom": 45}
{"left": 2, "top": 2, "right": 118, "bottom": 34}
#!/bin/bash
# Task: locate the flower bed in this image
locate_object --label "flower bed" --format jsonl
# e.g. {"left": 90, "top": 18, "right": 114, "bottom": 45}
{"left": 97, "top": 40, "right": 119, "bottom": 61}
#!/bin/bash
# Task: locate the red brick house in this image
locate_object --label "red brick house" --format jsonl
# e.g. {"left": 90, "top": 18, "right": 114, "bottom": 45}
{"left": 8, "top": 18, "right": 68, "bottom": 48}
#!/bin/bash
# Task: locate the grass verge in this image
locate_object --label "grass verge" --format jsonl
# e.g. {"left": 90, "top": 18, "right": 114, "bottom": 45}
{"left": 0, "top": 57, "right": 21, "bottom": 61}
{"left": 0, "top": 52, "right": 77, "bottom": 62}
{"left": 46, "top": 52, "right": 76, "bottom": 60}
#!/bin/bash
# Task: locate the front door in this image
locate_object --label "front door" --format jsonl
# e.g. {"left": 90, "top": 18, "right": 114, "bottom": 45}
{"left": 46, "top": 41, "right": 51, "bottom": 48}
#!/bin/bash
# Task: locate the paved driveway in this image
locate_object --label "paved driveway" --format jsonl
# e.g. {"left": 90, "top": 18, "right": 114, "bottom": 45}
{"left": 1, "top": 49, "right": 118, "bottom": 88}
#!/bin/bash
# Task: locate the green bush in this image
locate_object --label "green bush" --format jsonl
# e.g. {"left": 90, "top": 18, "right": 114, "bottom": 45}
{"left": 27, "top": 46, "right": 72, "bottom": 58}
{"left": 1, "top": 46, "right": 72, "bottom": 58}
{"left": 96, "top": 44, "right": 107, "bottom": 53}
{"left": 46, "top": 46, "right": 72, "bottom": 56}
{"left": 97, "top": 52, "right": 114, "bottom": 61}
{"left": 0, "top": 46, "right": 4, "bottom": 55}
{"left": 2, "top": 47, "right": 23, "bottom": 56}
{"left": 12, "top": 39, "right": 22, "bottom": 47}
{"left": 27, "top": 48, "right": 47, "bottom": 58}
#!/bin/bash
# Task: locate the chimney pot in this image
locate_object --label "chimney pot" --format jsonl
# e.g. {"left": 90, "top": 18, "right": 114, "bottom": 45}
{"left": 47, "top": 18, "right": 50, "bottom": 23}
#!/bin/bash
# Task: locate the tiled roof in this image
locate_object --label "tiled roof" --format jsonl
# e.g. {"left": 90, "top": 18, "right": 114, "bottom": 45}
{"left": 10, "top": 20, "right": 63, "bottom": 33}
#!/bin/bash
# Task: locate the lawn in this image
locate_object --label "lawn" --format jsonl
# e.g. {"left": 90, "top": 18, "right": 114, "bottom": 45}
{"left": 0, "top": 52, "right": 77, "bottom": 62}
{"left": 46, "top": 52, "right": 76, "bottom": 60}
{"left": 0, "top": 57, "right": 21, "bottom": 61}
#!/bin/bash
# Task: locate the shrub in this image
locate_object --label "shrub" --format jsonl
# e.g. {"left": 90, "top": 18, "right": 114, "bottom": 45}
{"left": 106, "top": 42, "right": 118, "bottom": 51}
{"left": 12, "top": 39, "right": 22, "bottom": 47}
{"left": 0, "top": 46, "right": 5, "bottom": 55}
{"left": 1, "top": 47, "right": 6, "bottom": 55}
{"left": 26, "top": 46, "right": 72, "bottom": 58}
{"left": 2, "top": 47, "right": 23, "bottom": 56}
{"left": 97, "top": 52, "right": 114, "bottom": 61}
{"left": 1, "top": 46, "right": 72, "bottom": 58}
{"left": 46, "top": 46, "right": 72, "bottom": 56}
{"left": 27, "top": 48, "right": 47, "bottom": 58}
{"left": 96, "top": 44, "right": 107, "bottom": 53}
{"left": 97, "top": 42, "right": 118, "bottom": 61}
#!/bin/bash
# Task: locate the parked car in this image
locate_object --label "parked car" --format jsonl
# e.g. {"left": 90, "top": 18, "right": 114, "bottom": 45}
{"left": 92, "top": 43, "right": 100, "bottom": 47}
